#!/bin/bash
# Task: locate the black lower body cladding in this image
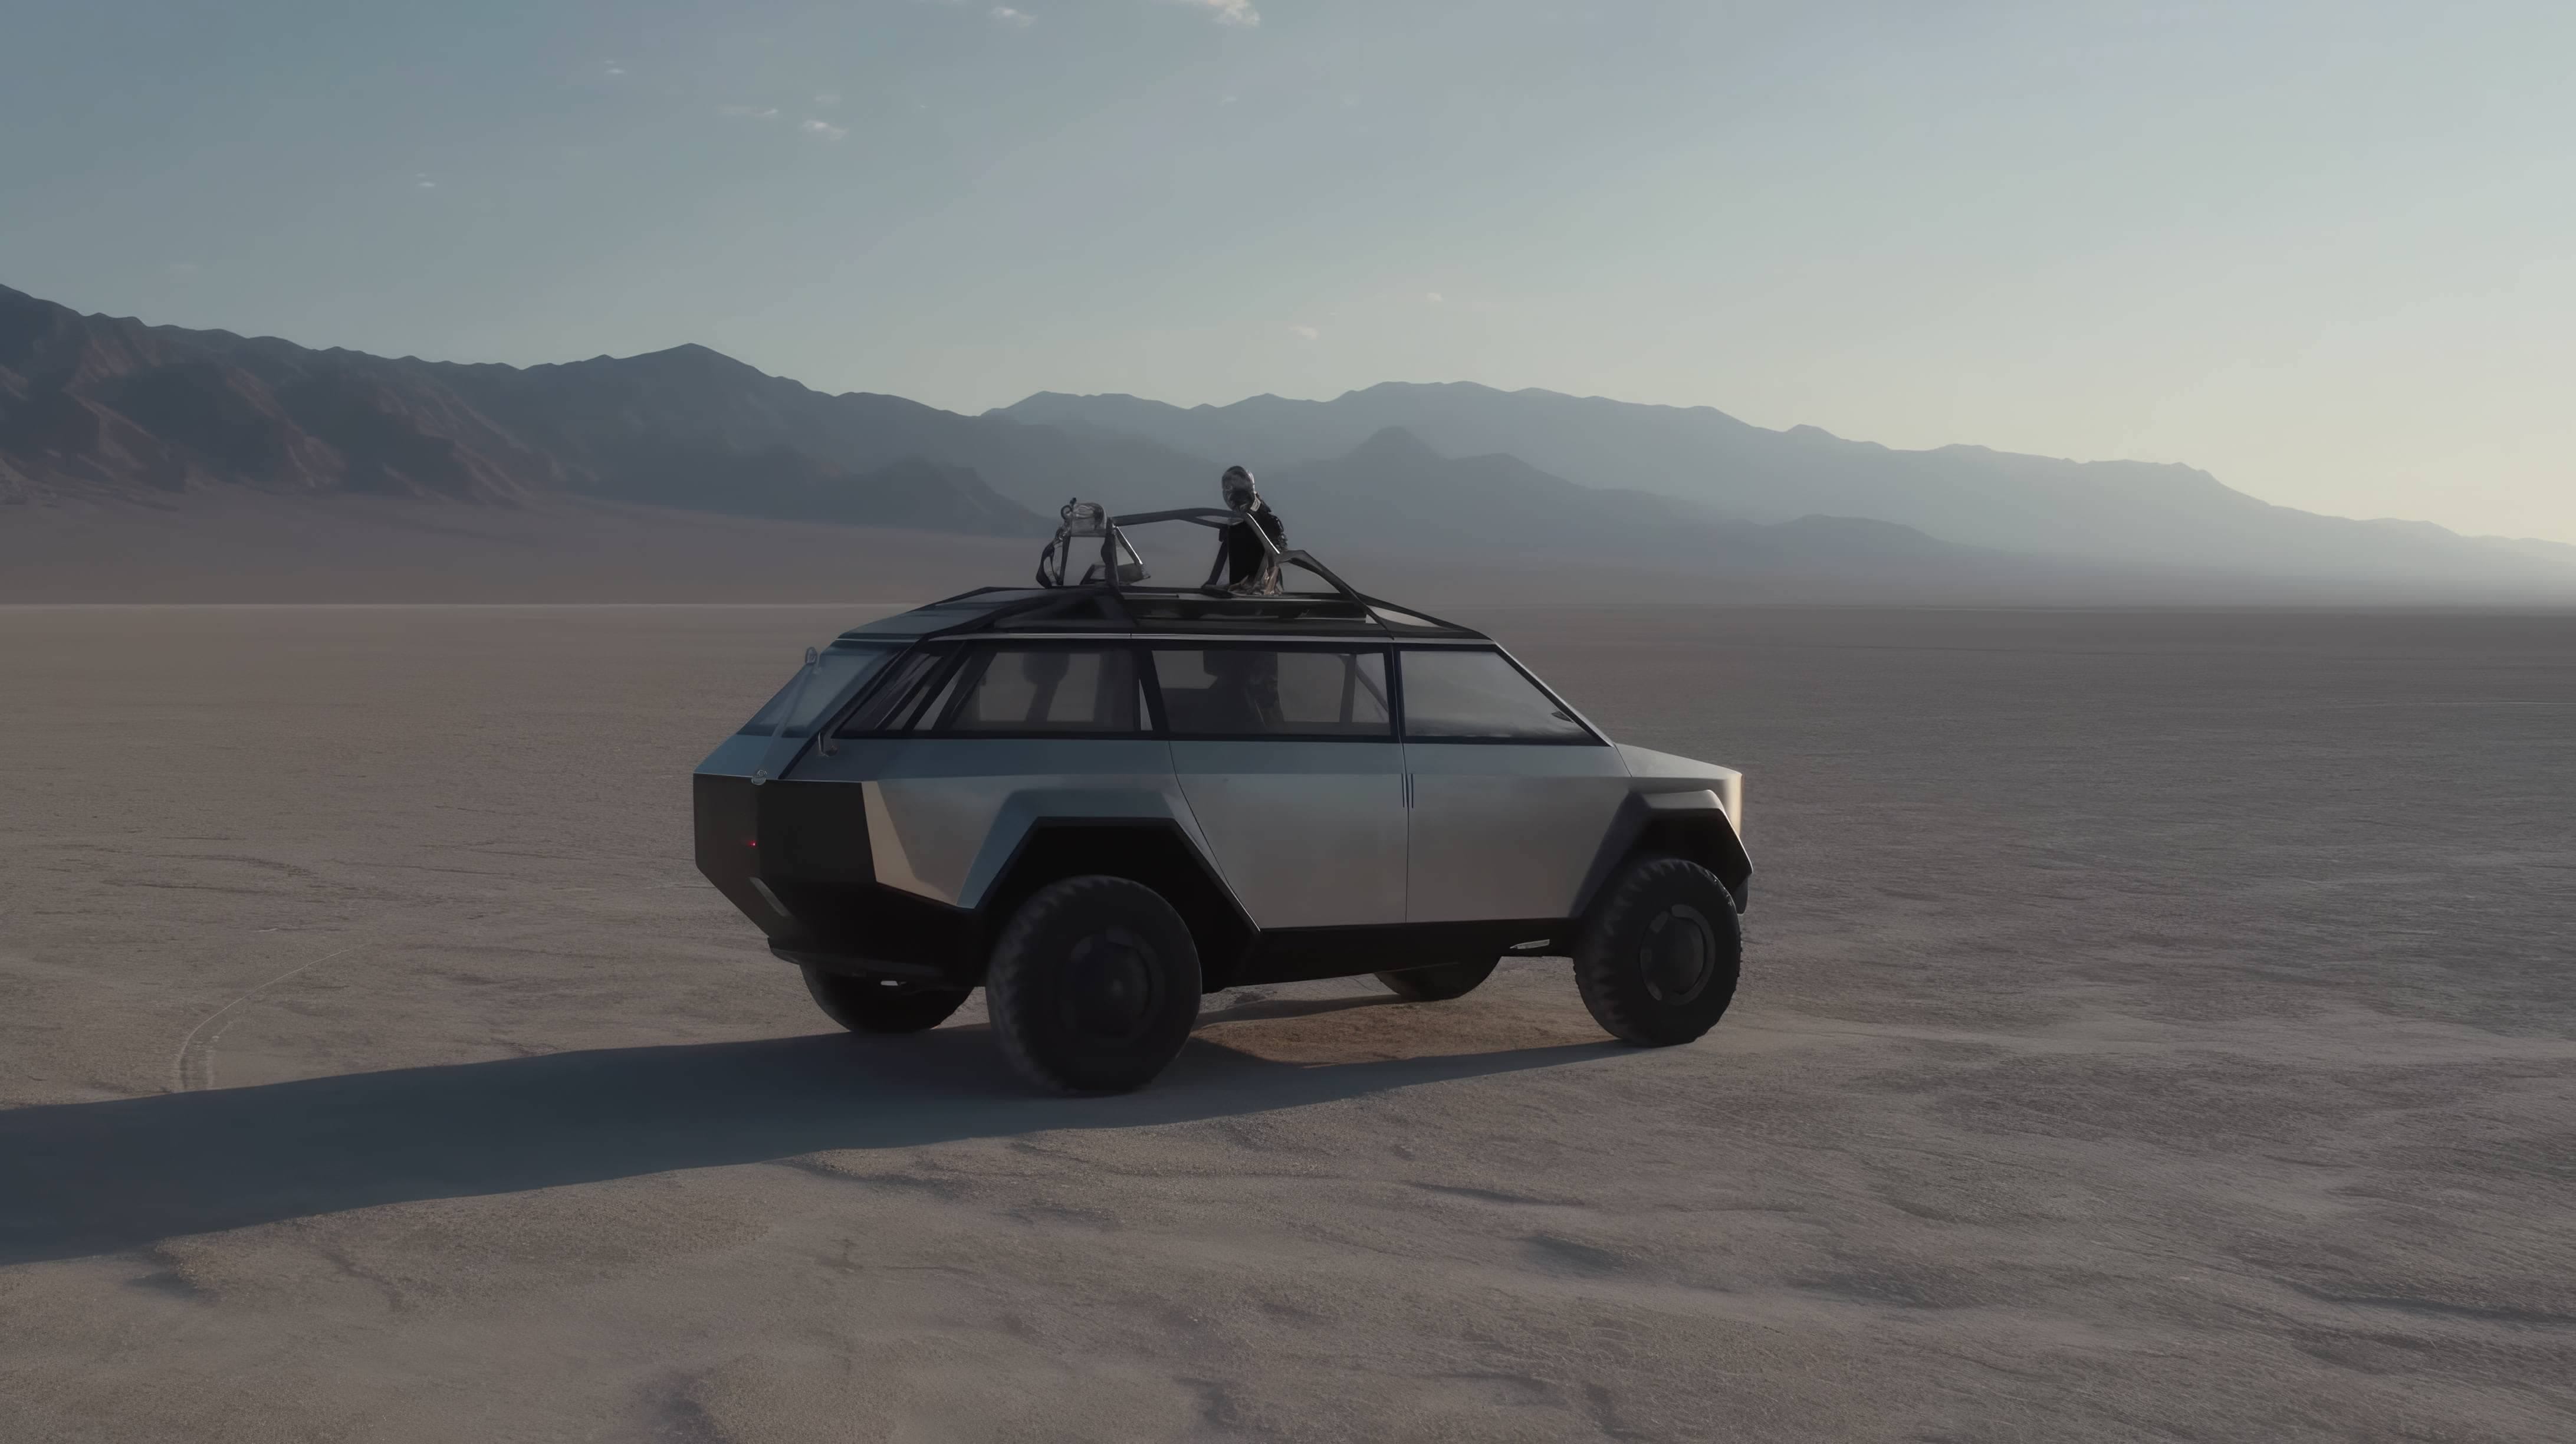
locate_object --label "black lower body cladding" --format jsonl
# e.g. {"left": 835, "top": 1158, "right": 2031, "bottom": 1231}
{"left": 695, "top": 774, "right": 977, "bottom": 976}
{"left": 692, "top": 772, "right": 770, "bottom": 932}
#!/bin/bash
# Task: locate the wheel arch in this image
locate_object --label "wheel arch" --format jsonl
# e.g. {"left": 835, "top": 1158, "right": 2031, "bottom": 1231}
{"left": 1573, "top": 790, "right": 1752, "bottom": 918}
{"left": 978, "top": 819, "right": 1257, "bottom": 990}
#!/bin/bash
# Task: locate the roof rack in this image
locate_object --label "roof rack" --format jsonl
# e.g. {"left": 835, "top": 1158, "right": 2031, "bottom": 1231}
{"left": 1106, "top": 506, "right": 1369, "bottom": 605}
{"left": 892, "top": 500, "right": 1477, "bottom": 640}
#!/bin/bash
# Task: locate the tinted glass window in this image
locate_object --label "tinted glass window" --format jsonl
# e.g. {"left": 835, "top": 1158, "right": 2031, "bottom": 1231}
{"left": 934, "top": 646, "right": 1142, "bottom": 735}
{"left": 832, "top": 647, "right": 947, "bottom": 736}
{"left": 1400, "top": 648, "right": 1592, "bottom": 742}
{"left": 1153, "top": 648, "right": 1392, "bottom": 739}
{"left": 1368, "top": 604, "right": 1451, "bottom": 632}
{"left": 738, "top": 644, "right": 900, "bottom": 736}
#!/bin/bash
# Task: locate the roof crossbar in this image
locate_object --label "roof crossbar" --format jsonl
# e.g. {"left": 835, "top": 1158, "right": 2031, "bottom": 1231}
{"left": 1108, "top": 507, "right": 1366, "bottom": 603}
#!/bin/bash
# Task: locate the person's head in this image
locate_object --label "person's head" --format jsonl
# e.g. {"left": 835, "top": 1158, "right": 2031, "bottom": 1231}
{"left": 1220, "top": 465, "right": 1258, "bottom": 511}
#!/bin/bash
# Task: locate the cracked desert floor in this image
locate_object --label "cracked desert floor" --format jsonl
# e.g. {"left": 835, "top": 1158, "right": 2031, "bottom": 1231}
{"left": 3, "top": 603, "right": 2570, "bottom": 1442}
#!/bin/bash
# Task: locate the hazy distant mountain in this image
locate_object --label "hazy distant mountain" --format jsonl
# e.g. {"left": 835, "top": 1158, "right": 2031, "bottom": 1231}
{"left": 0, "top": 284, "right": 1213, "bottom": 534}
{"left": 1263, "top": 426, "right": 1979, "bottom": 573}
{"left": 6, "top": 282, "right": 2569, "bottom": 600}
{"left": 998, "top": 383, "right": 2574, "bottom": 588}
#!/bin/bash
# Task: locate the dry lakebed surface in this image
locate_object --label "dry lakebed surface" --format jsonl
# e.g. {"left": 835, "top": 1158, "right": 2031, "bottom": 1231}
{"left": 2, "top": 602, "right": 2570, "bottom": 1442}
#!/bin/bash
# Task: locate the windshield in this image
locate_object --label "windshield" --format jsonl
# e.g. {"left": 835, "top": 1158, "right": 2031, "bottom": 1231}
{"left": 737, "top": 643, "right": 903, "bottom": 736}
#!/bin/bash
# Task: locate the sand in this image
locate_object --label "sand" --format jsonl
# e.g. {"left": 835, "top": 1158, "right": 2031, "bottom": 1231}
{"left": 1, "top": 602, "right": 2570, "bottom": 1442}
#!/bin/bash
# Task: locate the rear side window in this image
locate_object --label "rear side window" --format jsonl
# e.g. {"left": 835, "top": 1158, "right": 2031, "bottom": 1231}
{"left": 1153, "top": 647, "right": 1392, "bottom": 739}
{"left": 738, "top": 644, "right": 901, "bottom": 736}
{"left": 932, "top": 645, "right": 1143, "bottom": 735}
{"left": 1399, "top": 648, "right": 1593, "bottom": 743}
{"left": 833, "top": 647, "right": 947, "bottom": 736}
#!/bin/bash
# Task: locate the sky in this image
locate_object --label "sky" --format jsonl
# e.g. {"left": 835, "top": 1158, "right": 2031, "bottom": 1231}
{"left": 4, "top": 1, "right": 2571, "bottom": 542}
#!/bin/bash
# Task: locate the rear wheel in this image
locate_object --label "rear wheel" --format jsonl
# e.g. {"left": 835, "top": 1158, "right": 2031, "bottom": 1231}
{"left": 801, "top": 967, "right": 971, "bottom": 1035}
{"left": 985, "top": 875, "right": 1202, "bottom": 1094}
{"left": 1573, "top": 855, "right": 1741, "bottom": 1046}
{"left": 1374, "top": 956, "right": 1500, "bottom": 1001}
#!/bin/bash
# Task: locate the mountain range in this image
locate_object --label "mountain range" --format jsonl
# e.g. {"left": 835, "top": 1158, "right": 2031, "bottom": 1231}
{"left": 4, "top": 281, "right": 2569, "bottom": 600}
{"left": 1000, "top": 388, "right": 2576, "bottom": 588}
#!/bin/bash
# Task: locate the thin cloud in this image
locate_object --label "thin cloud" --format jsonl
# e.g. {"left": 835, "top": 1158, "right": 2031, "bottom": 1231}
{"left": 801, "top": 118, "right": 849, "bottom": 140}
{"left": 1169, "top": 0, "right": 1259, "bottom": 25}
{"left": 1425, "top": 291, "right": 1444, "bottom": 303}
{"left": 813, "top": 90, "right": 842, "bottom": 107}
{"left": 413, "top": 173, "right": 437, "bottom": 190}
{"left": 719, "top": 105, "right": 781, "bottom": 120}
{"left": 1289, "top": 324, "right": 1319, "bottom": 341}
{"left": 991, "top": 5, "right": 1035, "bottom": 26}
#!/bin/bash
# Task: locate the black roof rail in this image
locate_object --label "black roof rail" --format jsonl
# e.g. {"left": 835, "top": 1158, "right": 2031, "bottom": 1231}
{"left": 1348, "top": 591, "right": 1472, "bottom": 634}
{"left": 919, "top": 583, "right": 1029, "bottom": 608}
{"left": 928, "top": 586, "right": 1117, "bottom": 635}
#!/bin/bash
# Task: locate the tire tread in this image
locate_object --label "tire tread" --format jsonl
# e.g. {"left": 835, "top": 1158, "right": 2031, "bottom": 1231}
{"left": 987, "top": 874, "right": 1200, "bottom": 1094}
{"left": 1572, "top": 854, "right": 1741, "bottom": 1046}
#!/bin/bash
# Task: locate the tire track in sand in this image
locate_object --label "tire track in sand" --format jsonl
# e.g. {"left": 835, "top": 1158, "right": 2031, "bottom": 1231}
{"left": 169, "top": 940, "right": 372, "bottom": 1093}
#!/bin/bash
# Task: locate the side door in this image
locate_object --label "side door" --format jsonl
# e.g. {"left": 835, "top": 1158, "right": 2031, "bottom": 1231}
{"left": 1151, "top": 643, "right": 1407, "bottom": 928}
{"left": 1399, "top": 645, "right": 1629, "bottom": 924}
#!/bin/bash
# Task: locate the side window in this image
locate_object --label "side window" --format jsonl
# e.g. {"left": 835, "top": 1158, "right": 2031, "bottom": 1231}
{"left": 1151, "top": 647, "right": 1392, "bottom": 739}
{"left": 738, "top": 643, "right": 900, "bottom": 736}
{"left": 833, "top": 646, "right": 947, "bottom": 736}
{"left": 933, "top": 645, "right": 1142, "bottom": 736}
{"left": 1399, "top": 648, "right": 1593, "bottom": 743}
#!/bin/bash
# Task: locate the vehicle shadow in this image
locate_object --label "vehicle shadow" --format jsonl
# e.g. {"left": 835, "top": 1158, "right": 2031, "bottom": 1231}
{"left": 1196, "top": 991, "right": 1405, "bottom": 1025}
{"left": 0, "top": 1021, "right": 1612, "bottom": 1266}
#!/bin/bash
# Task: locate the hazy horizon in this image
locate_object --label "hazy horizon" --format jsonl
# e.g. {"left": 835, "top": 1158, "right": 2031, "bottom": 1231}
{"left": 5, "top": 1, "right": 2571, "bottom": 542}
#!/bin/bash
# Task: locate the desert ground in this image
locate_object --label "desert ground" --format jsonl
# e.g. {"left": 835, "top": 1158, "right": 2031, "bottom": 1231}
{"left": 2, "top": 601, "right": 2570, "bottom": 1442}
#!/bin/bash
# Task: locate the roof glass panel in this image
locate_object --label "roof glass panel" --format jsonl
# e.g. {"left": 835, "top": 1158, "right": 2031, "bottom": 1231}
{"left": 838, "top": 589, "right": 1052, "bottom": 638}
{"left": 833, "top": 585, "right": 1483, "bottom": 641}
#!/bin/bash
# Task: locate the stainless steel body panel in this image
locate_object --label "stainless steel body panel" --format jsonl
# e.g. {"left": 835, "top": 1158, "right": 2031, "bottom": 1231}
{"left": 790, "top": 737, "right": 1198, "bottom": 908}
{"left": 1615, "top": 744, "right": 1746, "bottom": 835}
{"left": 696, "top": 590, "right": 1753, "bottom": 977}
{"left": 1168, "top": 740, "right": 1407, "bottom": 927}
{"left": 1405, "top": 742, "right": 1634, "bottom": 923}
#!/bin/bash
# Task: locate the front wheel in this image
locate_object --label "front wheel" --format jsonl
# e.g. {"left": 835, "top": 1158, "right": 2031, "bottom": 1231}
{"left": 1374, "top": 956, "right": 1500, "bottom": 1001}
{"left": 985, "top": 875, "right": 1203, "bottom": 1095}
{"left": 1572, "top": 855, "right": 1741, "bottom": 1046}
{"left": 801, "top": 967, "right": 971, "bottom": 1035}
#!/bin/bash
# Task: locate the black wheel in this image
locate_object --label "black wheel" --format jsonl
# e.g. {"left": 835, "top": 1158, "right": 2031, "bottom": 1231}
{"left": 1572, "top": 855, "right": 1741, "bottom": 1046}
{"left": 1374, "top": 956, "right": 1501, "bottom": 1001}
{"left": 985, "top": 875, "right": 1202, "bottom": 1095}
{"left": 801, "top": 966, "right": 971, "bottom": 1034}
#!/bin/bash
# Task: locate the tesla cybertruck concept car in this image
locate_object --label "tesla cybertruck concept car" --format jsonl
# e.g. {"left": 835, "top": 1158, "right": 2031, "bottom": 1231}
{"left": 695, "top": 503, "right": 1751, "bottom": 1093}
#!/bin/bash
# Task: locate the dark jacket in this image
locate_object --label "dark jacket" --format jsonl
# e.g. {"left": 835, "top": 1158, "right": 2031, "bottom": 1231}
{"left": 1220, "top": 502, "right": 1286, "bottom": 584}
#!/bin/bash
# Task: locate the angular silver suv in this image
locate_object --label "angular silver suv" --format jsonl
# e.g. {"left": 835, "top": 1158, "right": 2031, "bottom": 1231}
{"left": 694, "top": 507, "right": 1750, "bottom": 1093}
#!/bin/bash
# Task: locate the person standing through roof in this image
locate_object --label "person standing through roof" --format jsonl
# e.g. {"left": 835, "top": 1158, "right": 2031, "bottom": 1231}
{"left": 1215, "top": 465, "right": 1286, "bottom": 593}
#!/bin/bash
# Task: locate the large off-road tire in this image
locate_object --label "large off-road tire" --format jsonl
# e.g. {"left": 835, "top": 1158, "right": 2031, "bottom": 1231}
{"left": 1374, "top": 956, "right": 1501, "bottom": 1001}
{"left": 985, "top": 875, "right": 1203, "bottom": 1095}
{"left": 1573, "top": 855, "right": 1741, "bottom": 1046}
{"left": 801, "top": 966, "right": 971, "bottom": 1034}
